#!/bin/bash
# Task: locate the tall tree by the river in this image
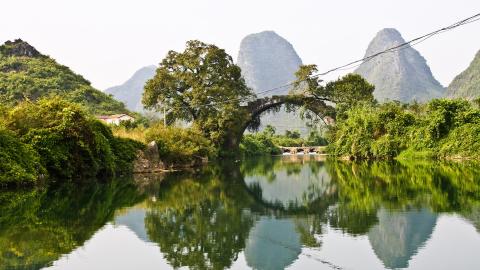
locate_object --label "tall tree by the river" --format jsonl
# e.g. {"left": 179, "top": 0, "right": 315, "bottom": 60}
{"left": 143, "top": 40, "right": 255, "bottom": 147}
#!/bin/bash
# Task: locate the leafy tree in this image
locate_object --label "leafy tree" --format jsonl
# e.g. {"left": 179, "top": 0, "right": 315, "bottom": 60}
{"left": 285, "top": 129, "right": 301, "bottom": 139}
{"left": 263, "top": 125, "right": 276, "bottom": 137}
{"left": 294, "top": 65, "right": 375, "bottom": 120}
{"left": 0, "top": 128, "right": 43, "bottom": 186}
{"left": 143, "top": 40, "right": 255, "bottom": 147}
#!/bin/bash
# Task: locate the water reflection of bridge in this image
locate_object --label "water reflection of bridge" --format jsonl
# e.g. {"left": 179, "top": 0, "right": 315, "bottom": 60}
{"left": 279, "top": 146, "right": 327, "bottom": 154}
{"left": 113, "top": 158, "right": 463, "bottom": 270}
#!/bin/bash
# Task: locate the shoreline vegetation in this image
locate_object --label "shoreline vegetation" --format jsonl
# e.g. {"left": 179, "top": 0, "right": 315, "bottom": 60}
{"left": 1, "top": 38, "right": 480, "bottom": 188}
{"left": 329, "top": 98, "right": 480, "bottom": 161}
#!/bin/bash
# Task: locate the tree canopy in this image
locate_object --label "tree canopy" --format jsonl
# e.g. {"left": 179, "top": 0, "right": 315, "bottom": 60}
{"left": 143, "top": 40, "right": 255, "bottom": 146}
{"left": 294, "top": 64, "right": 376, "bottom": 119}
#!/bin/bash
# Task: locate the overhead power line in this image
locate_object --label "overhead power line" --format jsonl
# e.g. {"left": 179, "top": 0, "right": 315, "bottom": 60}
{"left": 160, "top": 12, "right": 480, "bottom": 110}
{"left": 253, "top": 12, "right": 480, "bottom": 98}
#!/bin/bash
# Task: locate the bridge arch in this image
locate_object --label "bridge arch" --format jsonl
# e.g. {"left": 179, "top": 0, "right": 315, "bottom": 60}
{"left": 223, "top": 94, "right": 335, "bottom": 150}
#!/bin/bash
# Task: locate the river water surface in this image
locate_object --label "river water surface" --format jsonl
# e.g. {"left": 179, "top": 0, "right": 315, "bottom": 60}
{"left": 1, "top": 156, "right": 480, "bottom": 270}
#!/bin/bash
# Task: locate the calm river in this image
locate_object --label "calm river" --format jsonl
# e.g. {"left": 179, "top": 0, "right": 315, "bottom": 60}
{"left": 1, "top": 156, "right": 479, "bottom": 270}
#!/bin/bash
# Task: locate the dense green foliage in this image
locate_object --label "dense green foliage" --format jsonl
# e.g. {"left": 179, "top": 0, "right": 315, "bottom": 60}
{"left": 0, "top": 98, "right": 143, "bottom": 185}
{"left": 294, "top": 66, "right": 375, "bottom": 120}
{"left": 240, "top": 125, "right": 327, "bottom": 156}
{"left": 328, "top": 99, "right": 480, "bottom": 160}
{"left": 0, "top": 39, "right": 127, "bottom": 115}
{"left": 145, "top": 124, "right": 216, "bottom": 166}
{"left": 143, "top": 40, "right": 254, "bottom": 148}
{"left": 0, "top": 128, "right": 43, "bottom": 185}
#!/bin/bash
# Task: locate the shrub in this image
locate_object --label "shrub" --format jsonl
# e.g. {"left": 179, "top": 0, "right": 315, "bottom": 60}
{"left": 0, "top": 128, "right": 43, "bottom": 186}
{"left": 329, "top": 99, "right": 480, "bottom": 160}
{"left": 328, "top": 102, "right": 415, "bottom": 159}
{"left": 145, "top": 124, "right": 216, "bottom": 166}
{"left": 3, "top": 97, "right": 143, "bottom": 181}
{"left": 240, "top": 133, "right": 281, "bottom": 156}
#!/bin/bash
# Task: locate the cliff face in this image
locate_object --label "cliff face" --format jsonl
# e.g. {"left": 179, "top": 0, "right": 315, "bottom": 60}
{"left": 237, "top": 31, "right": 309, "bottom": 134}
{"left": 237, "top": 31, "right": 302, "bottom": 95}
{"left": 105, "top": 65, "right": 157, "bottom": 112}
{"left": 446, "top": 50, "right": 480, "bottom": 100}
{"left": 355, "top": 28, "right": 445, "bottom": 103}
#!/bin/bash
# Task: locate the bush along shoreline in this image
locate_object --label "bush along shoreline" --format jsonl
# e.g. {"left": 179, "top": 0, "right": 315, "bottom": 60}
{"left": 327, "top": 98, "right": 480, "bottom": 161}
{"left": 0, "top": 97, "right": 144, "bottom": 187}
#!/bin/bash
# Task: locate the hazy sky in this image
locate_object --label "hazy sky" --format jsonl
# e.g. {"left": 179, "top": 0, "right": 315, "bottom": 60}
{"left": 1, "top": 0, "right": 479, "bottom": 90}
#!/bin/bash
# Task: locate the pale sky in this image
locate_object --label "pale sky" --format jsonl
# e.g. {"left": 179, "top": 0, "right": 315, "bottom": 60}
{"left": 1, "top": 0, "right": 479, "bottom": 90}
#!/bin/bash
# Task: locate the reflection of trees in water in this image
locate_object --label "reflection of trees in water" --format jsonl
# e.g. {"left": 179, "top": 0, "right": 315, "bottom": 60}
{"left": 326, "top": 205, "right": 379, "bottom": 236}
{"left": 113, "top": 158, "right": 480, "bottom": 270}
{"left": 327, "top": 160, "right": 480, "bottom": 268}
{"left": 327, "top": 159, "right": 480, "bottom": 213}
{"left": 0, "top": 179, "right": 144, "bottom": 270}
{"left": 143, "top": 167, "right": 256, "bottom": 270}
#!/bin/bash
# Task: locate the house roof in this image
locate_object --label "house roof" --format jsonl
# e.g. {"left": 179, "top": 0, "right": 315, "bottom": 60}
{"left": 97, "top": 114, "right": 134, "bottom": 120}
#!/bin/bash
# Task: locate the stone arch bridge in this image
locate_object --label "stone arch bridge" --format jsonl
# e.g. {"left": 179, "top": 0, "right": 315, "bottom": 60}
{"left": 224, "top": 94, "right": 335, "bottom": 150}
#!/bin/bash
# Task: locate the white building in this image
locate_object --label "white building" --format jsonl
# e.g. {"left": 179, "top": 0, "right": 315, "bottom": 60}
{"left": 97, "top": 114, "right": 135, "bottom": 125}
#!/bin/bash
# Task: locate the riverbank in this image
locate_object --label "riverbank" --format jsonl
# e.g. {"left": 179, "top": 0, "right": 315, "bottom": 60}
{"left": 0, "top": 98, "right": 143, "bottom": 187}
{"left": 328, "top": 99, "right": 480, "bottom": 161}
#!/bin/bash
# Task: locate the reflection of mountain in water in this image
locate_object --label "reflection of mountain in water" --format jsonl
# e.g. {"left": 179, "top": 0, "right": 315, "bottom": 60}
{"left": 245, "top": 218, "right": 301, "bottom": 270}
{"left": 368, "top": 208, "right": 437, "bottom": 269}
{"left": 114, "top": 207, "right": 149, "bottom": 242}
{"left": 244, "top": 162, "right": 332, "bottom": 209}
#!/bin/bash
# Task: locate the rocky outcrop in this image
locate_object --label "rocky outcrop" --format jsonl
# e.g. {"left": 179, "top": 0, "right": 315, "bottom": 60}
{"left": 355, "top": 28, "right": 445, "bottom": 103}
{"left": 133, "top": 141, "right": 165, "bottom": 173}
{"left": 0, "top": 39, "right": 41, "bottom": 58}
{"left": 237, "top": 31, "right": 302, "bottom": 95}
{"left": 446, "top": 50, "right": 480, "bottom": 100}
{"left": 237, "top": 31, "right": 310, "bottom": 134}
{"left": 133, "top": 141, "right": 208, "bottom": 173}
{"left": 105, "top": 65, "right": 157, "bottom": 112}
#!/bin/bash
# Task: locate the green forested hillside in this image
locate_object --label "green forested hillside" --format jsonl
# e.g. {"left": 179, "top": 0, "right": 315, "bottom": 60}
{"left": 447, "top": 50, "right": 480, "bottom": 100}
{"left": 0, "top": 39, "right": 127, "bottom": 114}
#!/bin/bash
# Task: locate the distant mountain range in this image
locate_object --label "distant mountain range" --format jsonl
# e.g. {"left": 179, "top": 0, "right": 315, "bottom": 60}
{"left": 355, "top": 28, "right": 445, "bottom": 103}
{"left": 446, "top": 49, "right": 480, "bottom": 100}
{"left": 101, "top": 29, "right": 479, "bottom": 120}
{"left": 0, "top": 39, "right": 127, "bottom": 114}
{"left": 105, "top": 65, "right": 156, "bottom": 112}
